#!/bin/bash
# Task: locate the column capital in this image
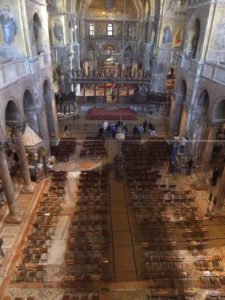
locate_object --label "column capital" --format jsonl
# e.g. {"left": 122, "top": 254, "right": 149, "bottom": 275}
{"left": 173, "top": 92, "right": 185, "bottom": 102}
{"left": 8, "top": 121, "right": 26, "bottom": 134}
{"left": 209, "top": 121, "right": 221, "bottom": 131}
{"left": 0, "top": 140, "right": 9, "bottom": 152}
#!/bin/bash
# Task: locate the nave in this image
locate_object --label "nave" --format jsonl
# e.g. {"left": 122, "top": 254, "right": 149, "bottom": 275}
{"left": 1, "top": 114, "right": 225, "bottom": 300}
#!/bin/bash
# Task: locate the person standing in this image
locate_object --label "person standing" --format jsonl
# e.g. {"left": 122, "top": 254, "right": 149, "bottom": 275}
{"left": 186, "top": 158, "right": 193, "bottom": 176}
{"left": 0, "top": 238, "right": 5, "bottom": 258}
{"left": 211, "top": 167, "right": 220, "bottom": 186}
{"left": 143, "top": 120, "right": 147, "bottom": 134}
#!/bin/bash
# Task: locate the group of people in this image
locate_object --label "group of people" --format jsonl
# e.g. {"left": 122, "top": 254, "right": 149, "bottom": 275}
{"left": 97, "top": 120, "right": 128, "bottom": 139}
{"left": 133, "top": 120, "right": 157, "bottom": 137}
{"left": 96, "top": 119, "right": 157, "bottom": 139}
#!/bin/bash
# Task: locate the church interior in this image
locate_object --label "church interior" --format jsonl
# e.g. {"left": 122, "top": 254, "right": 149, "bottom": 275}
{"left": 2, "top": 0, "right": 225, "bottom": 299}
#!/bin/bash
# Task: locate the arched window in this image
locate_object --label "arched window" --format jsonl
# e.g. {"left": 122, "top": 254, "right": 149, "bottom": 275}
{"left": 33, "top": 13, "right": 45, "bottom": 55}
{"left": 89, "top": 23, "right": 95, "bottom": 36}
{"left": 127, "top": 24, "right": 132, "bottom": 37}
{"left": 104, "top": 44, "right": 115, "bottom": 54}
{"left": 187, "top": 19, "right": 200, "bottom": 59}
{"left": 107, "top": 23, "right": 113, "bottom": 36}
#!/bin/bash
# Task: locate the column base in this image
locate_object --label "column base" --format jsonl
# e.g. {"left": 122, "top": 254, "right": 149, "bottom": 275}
{"left": 21, "top": 183, "right": 35, "bottom": 194}
{"left": 191, "top": 179, "right": 209, "bottom": 190}
{"left": 5, "top": 212, "right": 23, "bottom": 224}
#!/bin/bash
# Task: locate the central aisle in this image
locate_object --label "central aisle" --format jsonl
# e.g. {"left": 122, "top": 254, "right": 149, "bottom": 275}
{"left": 109, "top": 172, "right": 138, "bottom": 282}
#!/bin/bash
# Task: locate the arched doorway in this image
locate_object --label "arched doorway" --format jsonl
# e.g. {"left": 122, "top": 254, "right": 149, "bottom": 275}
{"left": 210, "top": 99, "right": 225, "bottom": 165}
{"left": 33, "top": 13, "right": 45, "bottom": 55}
{"left": 187, "top": 18, "right": 200, "bottom": 59}
{"left": 23, "top": 90, "right": 40, "bottom": 135}
{"left": 102, "top": 56, "right": 120, "bottom": 78}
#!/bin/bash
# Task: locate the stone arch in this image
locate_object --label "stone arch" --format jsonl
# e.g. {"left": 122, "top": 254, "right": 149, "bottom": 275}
{"left": 104, "top": 44, "right": 117, "bottom": 54}
{"left": 23, "top": 90, "right": 39, "bottom": 135}
{"left": 5, "top": 99, "right": 23, "bottom": 155}
{"left": 177, "top": 79, "right": 187, "bottom": 100}
{"left": 212, "top": 98, "right": 225, "bottom": 122}
{"left": 187, "top": 18, "right": 200, "bottom": 59}
{"left": 33, "top": 13, "right": 46, "bottom": 55}
{"left": 5, "top": 100, "right": 22, "bottom": 132}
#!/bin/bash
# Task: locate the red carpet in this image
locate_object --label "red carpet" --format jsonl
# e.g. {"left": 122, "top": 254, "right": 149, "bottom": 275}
{"left": 87, "top": 107, "right": 138, "bottom": 120}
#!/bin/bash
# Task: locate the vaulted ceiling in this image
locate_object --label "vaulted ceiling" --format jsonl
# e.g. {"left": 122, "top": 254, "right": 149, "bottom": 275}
{"left": 76, "top": 0, "right": 160, "bottom": 19}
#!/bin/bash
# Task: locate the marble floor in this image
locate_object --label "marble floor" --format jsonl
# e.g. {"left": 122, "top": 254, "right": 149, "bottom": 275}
{"left": 1, "top": 112, "right": 225, "bottom": 299}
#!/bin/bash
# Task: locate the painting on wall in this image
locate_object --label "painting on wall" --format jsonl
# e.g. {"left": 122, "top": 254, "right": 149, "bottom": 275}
{"left": 0, "top": 3, "right": 26, "bottom": 61}
{"left": 167, "top": 0, "right": 187, "bottom": 15}
{"left": 162, "top": 26, "right": 172, "bottom": 44}
{"left": 0, "top": 5, "right": 17, "bottom": 45}
{"left": 53, "top": 19, "right": 64, "bottom": 42}
{"left": 215, "top": 18, "right": 225, "bottom": 49}
{"left": 174, "top": 27, "right": 184, "bottom": 48}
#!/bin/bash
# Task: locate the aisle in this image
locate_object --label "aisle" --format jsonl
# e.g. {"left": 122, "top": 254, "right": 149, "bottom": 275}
{"left": 109, "top": 171, "right": 138, "bottom": 282}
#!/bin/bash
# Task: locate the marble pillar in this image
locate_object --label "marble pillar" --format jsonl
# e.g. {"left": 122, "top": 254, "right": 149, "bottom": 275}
{"left": 0, "top": 144, "right": 22, "bottom": 223}
{"left": 13, "top": 123, "right": 34, "bottom": 193}
{"left": 169, "top": 94, "right": 184, "bottom": 137}
{"left": 193, "top": 123, "right": 218, "bottom": 190}
{"left": 215, "top": 166, "right": 225, "bottom": 210}
{"left": 104, "top": 87, "right": 107, "bottom": 100}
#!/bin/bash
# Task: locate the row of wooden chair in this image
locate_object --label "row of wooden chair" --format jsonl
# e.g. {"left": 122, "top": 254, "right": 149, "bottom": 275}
{"left": 64, "top": 168, "right": 110, "bottom": 291}
{"left": 14, "top": 171, "right": 67, "bottom": 282}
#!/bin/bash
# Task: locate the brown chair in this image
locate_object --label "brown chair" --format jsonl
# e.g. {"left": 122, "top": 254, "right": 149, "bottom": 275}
{"left": 61, "top": 296, "right": 70, "bottom": 300}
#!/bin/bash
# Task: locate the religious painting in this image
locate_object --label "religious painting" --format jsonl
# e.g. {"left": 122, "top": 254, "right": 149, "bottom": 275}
{"left": 105, "top": 0, "right": 115, "bottom": 10}
{"left": 215, "top": 18, "right": 225, "bottom": 49}
{"left": 0, "top": 5, "right": 17, "bottom": 45}
{"left": 167, "top": 0, "right": 187, "bottom": 14}
{"left": 174, "top": 27, "right": 184, "bottom": 47}
{"left": 53, "top": 19, "right": 64, "bottom": 42}
{"left": 162, "top": 26, "right": 172, "bottom": 44}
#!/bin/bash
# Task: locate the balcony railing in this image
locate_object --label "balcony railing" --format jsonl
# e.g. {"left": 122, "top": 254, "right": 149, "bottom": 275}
{"left": 202, "top": 62, "right": 225, "bottom": 85}
{"left": 0, "top": 53, "right": 50, "bottom": 90}
{"left": 87, "top": 35, "right": 136, "bottom": 41}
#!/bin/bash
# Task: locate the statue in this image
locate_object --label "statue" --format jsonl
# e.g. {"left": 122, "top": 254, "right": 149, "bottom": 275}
{"left": 215, "top": 18, "right": 225, "bottom": 49}
{"left": 162, "top": 26, "right": 172, "bottom": 44}
{"left": 0, "top": 6, "right": 17, "bottom": 44}
{"left": 53, "top": 19, "right": 63, "bottom": 42}
{"left": 106, "top": 0, "right": 114, "bottom": 9}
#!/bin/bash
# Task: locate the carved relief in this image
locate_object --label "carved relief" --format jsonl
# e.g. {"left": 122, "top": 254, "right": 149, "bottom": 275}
{"left": 162, "top": 26, "right": 172, "bottom": 44}
{"left": 0, "top": 5, "right": 17, "bottom": 45}
{"left": 215, "top": 18, "right": 225, "bottom": 49}
{"left": 53, "top": 19, "right": 63, "bottom": 42}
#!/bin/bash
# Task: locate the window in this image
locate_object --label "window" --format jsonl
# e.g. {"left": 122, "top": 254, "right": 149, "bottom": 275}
{"left": 89, "top": 23, "right": 95, "bottom": 36}
{"left": 107, "top": 23, "right": 113, "bottom": 36}
{"left": 127, "top": 24, "right": 132, "bottom": 37}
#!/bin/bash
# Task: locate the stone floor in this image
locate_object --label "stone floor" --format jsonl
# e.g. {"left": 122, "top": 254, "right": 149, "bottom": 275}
{"left": 1, "top": 112, "right": 225, "bottom": 299}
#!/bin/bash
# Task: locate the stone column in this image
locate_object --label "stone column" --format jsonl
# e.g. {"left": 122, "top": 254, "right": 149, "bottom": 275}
{"left": 104, "top": 86, "right": 107, "bottom": 100}
{"left": 83, "top": 85, "right": 86, "bottom": 96}
{"left": 12, "top": 123, "right": 34, "bottom": 193}
{"left": 117, "top": 85, "right": 120, "bottom": 99}
{"left": 169, "top": 93, "right": 184, "bottom": 137}
{"left": 0, "top": 143, "right": 21, "bottom": 223}
{"left": 215, "top": 166, "right": 225, "bottom": 210}
{"left": 193, "top": 122, "right": 218, "bottom": 190}
{"left": 126, "top": 85, "right": 129, "bottom": 96}
{"left": 94, "top": 83, "right": 96, "bottom": 96}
